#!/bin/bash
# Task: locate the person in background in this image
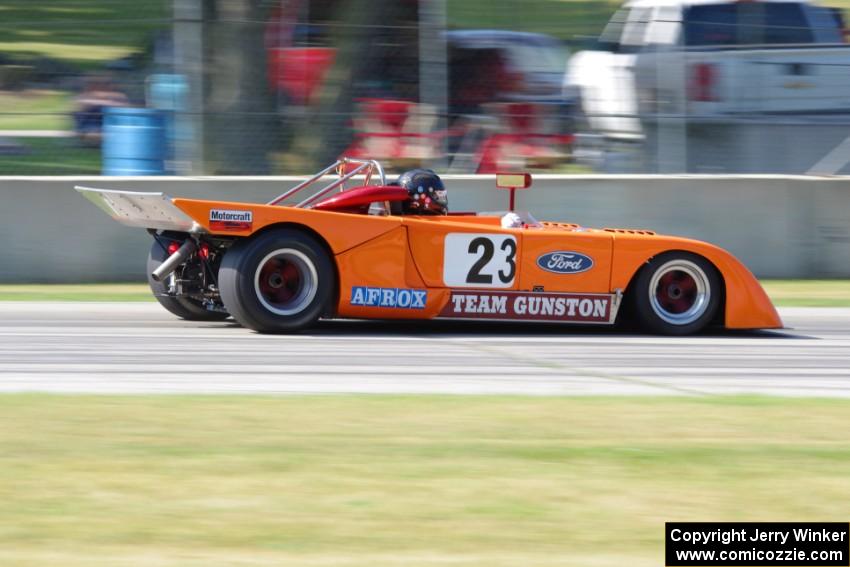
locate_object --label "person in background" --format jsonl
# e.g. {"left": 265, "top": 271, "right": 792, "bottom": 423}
{"left": 72, "top": 75, "right": 128, "bottom": 146}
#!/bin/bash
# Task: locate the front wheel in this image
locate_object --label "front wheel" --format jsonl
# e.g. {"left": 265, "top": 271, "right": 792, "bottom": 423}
{"left": 632, "top": 252, "right": 722, "bottom": 335}
{"left": 218, "top": 229, "right": 334, "bottom": 333}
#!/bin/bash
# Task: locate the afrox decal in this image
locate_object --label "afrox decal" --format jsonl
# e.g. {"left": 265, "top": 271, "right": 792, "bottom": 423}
{"left": 350, "top": 286, "right": 427, "bottom": 309}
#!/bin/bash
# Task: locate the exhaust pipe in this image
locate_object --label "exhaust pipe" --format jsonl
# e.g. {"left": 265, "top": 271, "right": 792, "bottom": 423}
{"left": 151, "top": 239, "right": 196, "bottom": 282}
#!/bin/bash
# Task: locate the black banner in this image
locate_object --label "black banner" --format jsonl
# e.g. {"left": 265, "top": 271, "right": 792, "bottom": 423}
{"left": 666, "top": 522, "right": 849, "bottom": 566}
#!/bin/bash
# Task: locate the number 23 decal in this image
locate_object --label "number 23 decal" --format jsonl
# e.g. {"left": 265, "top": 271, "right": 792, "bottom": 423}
{"left": 443, "top": 233, "right": 518, "bottom": 288}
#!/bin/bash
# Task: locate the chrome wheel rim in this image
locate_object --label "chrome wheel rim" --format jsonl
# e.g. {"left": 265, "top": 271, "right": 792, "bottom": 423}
{"left": 254, "top": 248, "right": 317, "bottom": 316}
{"left": 648, "top": 259, "right": 710, "bottom": 326}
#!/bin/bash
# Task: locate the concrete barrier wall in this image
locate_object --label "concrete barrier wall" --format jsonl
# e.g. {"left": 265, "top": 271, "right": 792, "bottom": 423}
{"left": 1, "top": 175, "right": 848, "bottom": 282}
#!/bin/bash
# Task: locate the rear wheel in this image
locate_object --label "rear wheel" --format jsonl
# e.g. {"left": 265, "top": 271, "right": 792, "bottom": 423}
{"left": 147, "top": 238, "right": 229, "bottom": 321}
{"left": 219, "top": 229, "right": 333, "bottom": 333}
{"left": 633, "top": 252, "right": 721, "bottom": 335}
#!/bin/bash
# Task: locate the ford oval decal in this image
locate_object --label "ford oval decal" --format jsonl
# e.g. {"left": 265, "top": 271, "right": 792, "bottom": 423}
{"left": 536, "top": 251, "right": 594, "bottom": 274}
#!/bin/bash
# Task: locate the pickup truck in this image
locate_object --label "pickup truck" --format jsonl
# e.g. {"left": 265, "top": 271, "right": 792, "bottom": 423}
{"left": 566, "top": 0, "right": 850, "bottom": 140}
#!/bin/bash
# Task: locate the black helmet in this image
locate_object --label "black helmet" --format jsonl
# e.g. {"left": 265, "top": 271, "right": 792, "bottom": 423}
{"left": 396, "top": 169, "right": 448, "bottom": 215}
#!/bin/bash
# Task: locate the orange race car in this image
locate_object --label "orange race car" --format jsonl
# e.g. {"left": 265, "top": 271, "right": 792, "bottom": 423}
{"left": 76, "top": 158, "right": 781, "bottom": 335}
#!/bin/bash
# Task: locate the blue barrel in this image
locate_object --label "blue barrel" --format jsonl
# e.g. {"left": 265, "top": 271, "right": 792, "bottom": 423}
{"left": 102, "top": 107, "right": 168, "bottom": 175}
{"left": 147, "top": 74, "right": 188, "bottom": 111}
{"left": 146, "top": 74, "right": 188, "bottom": 161}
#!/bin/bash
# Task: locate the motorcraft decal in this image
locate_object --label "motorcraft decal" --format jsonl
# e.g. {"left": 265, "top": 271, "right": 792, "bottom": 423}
{"left": 209, "top": 209, "right": 253, "bottom": 230}
{"left": 350, "top": 286, "right": 427, "bottom": 309}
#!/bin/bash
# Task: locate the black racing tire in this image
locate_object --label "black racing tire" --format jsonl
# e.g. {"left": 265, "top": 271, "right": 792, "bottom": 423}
{"left": 218, "top": 229, "right": 334, "bottom": 333}
{"left": 632, "top": 251, "right": 722, "bottom": 336}
{"left": 147, "top": 238, "right": 229, "bottom": 321}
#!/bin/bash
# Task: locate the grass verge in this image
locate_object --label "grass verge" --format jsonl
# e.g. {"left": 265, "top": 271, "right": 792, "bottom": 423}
{"left": 0, "top": 395, "right": 849, "bottom": 567}
{"left": 0, "top": 283, "right": 152, "bottom": 302}
{"left": 1, "top": 280, "right": 849, "bottom": 306}
{"left": 448, "top": 0, "right": 621, "bottom": 43}
{"left": 760, "top": 280, "right": 850, "bottom": 308}
{"left": 0, "top": 137, "right": 101, "bottom": 175}
{"left": 0, "top": 1, "right": 169, "bottom": 69}
{"left": 0, "top": 89, "right": 73, "bottom": 131}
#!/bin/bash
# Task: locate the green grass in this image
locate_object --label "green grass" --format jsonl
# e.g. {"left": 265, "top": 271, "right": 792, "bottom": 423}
{"left": 0, "top": 284, "right": 151, "bottom": 302}
{"left": 0, "top": 137, "right": 101, "bottom": 175}
{"left": 0, "top": 90, "right": 73, "bottom": 130}
{"left": 448, "top": 0, "right": 621, "bottom": 43}
{"left": 760, "top": 280, "right": 850, "bottom": 308}
{"left": 0, "top": 395, "right": 848, "bottom": 566}
{"left": 0, "top": 1, "right": 169, "bottom": 69}
{"left": 0, "top": 0, "right": 616, "bottom": 67}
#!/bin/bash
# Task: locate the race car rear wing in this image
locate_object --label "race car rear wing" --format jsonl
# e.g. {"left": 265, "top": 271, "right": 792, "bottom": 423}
{"left": 75, "top": 186, "right": 197, "bottom": 232}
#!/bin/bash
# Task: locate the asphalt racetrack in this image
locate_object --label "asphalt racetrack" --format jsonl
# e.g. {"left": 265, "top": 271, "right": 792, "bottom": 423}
{"left": 0, "top": 303, "right": 848, "bottom": 397}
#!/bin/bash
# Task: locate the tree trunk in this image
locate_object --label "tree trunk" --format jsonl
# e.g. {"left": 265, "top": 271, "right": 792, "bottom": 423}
{"left": 289, "top": 0, "right": 412, "bottom": 170}
{"left": 203, "top": 0, "right": 278, "bottom": 174}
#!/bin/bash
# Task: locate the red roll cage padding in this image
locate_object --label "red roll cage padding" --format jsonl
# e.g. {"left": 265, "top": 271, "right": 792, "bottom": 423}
{"left": 312, "top": 185, "right": 410, "bottom": 214}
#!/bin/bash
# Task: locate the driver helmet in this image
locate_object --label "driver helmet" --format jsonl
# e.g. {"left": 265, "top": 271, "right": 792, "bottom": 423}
{"left": 397, "top": 169, "right": 448, "bottom": 215}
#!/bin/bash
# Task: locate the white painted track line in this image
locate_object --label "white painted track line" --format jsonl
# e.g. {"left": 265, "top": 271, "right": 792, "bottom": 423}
{"left": 0, "top": 303, "right": 848, "bottom": 397}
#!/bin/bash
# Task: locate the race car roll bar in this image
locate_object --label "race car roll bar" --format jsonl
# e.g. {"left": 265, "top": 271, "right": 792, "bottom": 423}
{"left": 267, "top": 158, "right": 386, "bottom": 208}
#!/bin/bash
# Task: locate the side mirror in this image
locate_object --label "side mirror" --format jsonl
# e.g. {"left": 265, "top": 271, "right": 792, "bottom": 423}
{"left": 496, "top": 173, "right": 532, "bottom": 190}
{"left": 495, "top": 172, "right": 532, "bottom": 211}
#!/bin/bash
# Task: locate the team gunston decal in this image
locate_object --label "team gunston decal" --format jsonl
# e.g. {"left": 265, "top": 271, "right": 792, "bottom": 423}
{"left": 438, "top": 290, "right": 613, "bottom": 323}
{"left": 350, "top": 287, "right": 427, "bottom": 309}
{"left": 536, "top": 251, "right": 594, "bottom": 274}
{"left": 209, "top": 209, "right": 253, "bottom": 231}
